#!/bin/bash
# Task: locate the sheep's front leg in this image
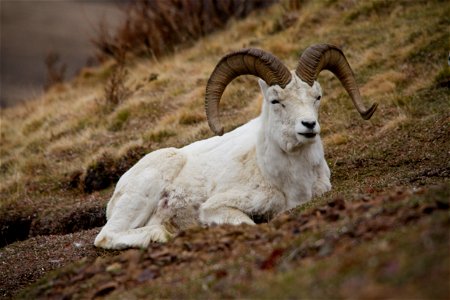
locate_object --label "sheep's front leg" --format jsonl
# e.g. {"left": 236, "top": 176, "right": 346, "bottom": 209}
{"left": 199, "top": 192, "right": 256, "bottom": 226}
{"left": 313, "top": 160, "right": 332, "bottom": 197}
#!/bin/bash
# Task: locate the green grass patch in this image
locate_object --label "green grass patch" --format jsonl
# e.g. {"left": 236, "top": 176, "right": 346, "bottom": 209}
{"left": 22, "top": 118, "right": 46, "bottom": 134}
{"left": 144, "top": 129, "right": 177, "bottom": 143}
{"left": 109, "top": 109, "right": 130, "bottom": 131}
{"left": 434, "top": 66, "right": 450, "bottom": 87}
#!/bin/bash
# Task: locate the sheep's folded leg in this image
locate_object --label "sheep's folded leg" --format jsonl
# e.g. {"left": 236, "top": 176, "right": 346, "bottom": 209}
{"left": 199, "top": 193, "right": 256, "bottom": 226}
{"left": 95, "top": 224, "right": 171, "bottom": 249}
{"left": 94, "top": 188, "right": 169, "bottom": 249}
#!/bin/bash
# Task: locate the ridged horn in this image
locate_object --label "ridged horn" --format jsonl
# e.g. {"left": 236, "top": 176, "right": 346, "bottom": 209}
{"left": 296, "top": 44, "right": 377, "bottom": 120}
{"left": 205, "top": 48, "right": 292, "bottom": 135}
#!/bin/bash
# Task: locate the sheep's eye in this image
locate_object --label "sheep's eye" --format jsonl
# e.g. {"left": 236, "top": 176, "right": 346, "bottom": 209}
{"left": 316, "top": 95, "right": 321, "bottom": 101}
{"left": 271, "top": 99, "right": 280, "bottom": 105}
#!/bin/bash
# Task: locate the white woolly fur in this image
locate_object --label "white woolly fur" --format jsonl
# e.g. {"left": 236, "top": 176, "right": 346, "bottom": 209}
{"left": 95, "top": 71, "right": 331, "bottom": 249}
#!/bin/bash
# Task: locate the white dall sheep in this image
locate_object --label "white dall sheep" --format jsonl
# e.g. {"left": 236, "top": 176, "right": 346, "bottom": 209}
{"left": 95, "top": 44, "right": 377, "bottom": 249}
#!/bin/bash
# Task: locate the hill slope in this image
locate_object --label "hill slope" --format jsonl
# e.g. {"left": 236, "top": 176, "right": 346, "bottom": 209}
{"left": 1, "top": 0, "right": 449, "bottom": 298}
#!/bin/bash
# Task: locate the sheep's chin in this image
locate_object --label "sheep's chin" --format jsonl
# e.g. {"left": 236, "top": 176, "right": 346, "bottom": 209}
{"left": 285, "top": 135, "right": 317, "bottom": 152}
{"left": 285, "top": 140, "right": 309, "bottom": 152}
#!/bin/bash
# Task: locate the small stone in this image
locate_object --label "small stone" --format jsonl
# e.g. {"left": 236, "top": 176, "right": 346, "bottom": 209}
{"left": 73, "top": 242, "right": 83, "bottom": 248}
{"left": 137, "top": 269, "right": 159, "bottom": 282}
{"left": 106, "top": 262, "right": 122, "bottom": 273}
{"left": 313, "top": 239, "right": 325, "bottom": 248}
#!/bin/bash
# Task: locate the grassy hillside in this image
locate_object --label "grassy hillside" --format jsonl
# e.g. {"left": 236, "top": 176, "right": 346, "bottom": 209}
{"left": 1, "top": 0, "right": 449, "bottom": 298}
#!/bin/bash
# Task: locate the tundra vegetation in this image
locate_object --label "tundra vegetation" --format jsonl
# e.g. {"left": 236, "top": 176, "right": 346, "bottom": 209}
{"left": 0, "top": 0, "right": 449, "bottom": 298}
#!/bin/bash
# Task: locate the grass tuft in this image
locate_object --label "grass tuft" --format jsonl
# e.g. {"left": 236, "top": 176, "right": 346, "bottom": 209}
{"left": 145, "top": 128, "right": 177, "bottom": 143}
{"left": 102, "top": 50, "right": 132, "bottom": 109}
{"left": 109, "top": 109, "right": 130, "bottom": 131}
{"left": 178, "top": 111, "right": 205, "bottom": 125}
{"left": 434, "top": 66, "right": 450, "bottom": 88}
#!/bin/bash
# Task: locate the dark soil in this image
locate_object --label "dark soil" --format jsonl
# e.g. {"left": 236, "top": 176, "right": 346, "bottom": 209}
{"left": 0, "top": 229, "right": 118, "bottom": 298}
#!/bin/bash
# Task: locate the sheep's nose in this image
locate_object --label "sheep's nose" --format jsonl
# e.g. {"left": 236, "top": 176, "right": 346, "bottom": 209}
{"left": 301, "top": 120, "right": 316, "bottom": 129}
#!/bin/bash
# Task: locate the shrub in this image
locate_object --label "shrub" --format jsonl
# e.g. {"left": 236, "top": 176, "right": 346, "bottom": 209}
{"left": 92, "top": 0, "right": 277, "bottom": 61}
{"left": 44, "top": 52, "right": 66, "bottom": 90}
{"left": 103, "top": 49, "right": 131, "bottom": 108}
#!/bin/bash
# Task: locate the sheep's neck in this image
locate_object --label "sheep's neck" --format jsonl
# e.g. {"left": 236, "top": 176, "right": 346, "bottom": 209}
{"left": 256, "top": 126, "right": 317, "bottom": 209}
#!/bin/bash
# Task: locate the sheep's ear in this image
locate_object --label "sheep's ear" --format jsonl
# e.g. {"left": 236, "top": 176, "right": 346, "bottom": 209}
{"left": 258, "top": 78, "right": 269, "bottom": 95}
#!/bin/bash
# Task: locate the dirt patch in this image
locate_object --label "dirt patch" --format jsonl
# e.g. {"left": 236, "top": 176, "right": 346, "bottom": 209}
{"left": 0, "top": 228, "right": 118, "bottom": 298}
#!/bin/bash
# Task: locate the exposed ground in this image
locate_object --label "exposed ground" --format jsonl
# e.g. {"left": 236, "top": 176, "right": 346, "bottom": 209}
{"left": 1, "top": 0, "right": 449, "bottom": 299}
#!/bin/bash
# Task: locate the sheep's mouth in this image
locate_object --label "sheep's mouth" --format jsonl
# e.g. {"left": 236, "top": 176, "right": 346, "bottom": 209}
{"left": 298, "top": 133, "right": 317, "bottom": 138}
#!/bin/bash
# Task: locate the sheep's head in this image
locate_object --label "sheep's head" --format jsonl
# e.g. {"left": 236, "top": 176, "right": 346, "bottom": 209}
{"left": 258, "top": 73, "right": 323, "bottom": 151}
{"left": 205, "top": 44, "right": 377, "bottom": 150}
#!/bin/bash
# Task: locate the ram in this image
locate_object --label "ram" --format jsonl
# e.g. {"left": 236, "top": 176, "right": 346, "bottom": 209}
{"left": 95, "top": 44, "right": 377, "bottom": 249}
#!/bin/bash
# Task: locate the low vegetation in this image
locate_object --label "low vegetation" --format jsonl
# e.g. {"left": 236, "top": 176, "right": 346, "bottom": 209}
{"left": 93, "top": 0, "right": 277, "bottom": 60}
{"left": 0, "top": 0, "right": 449, "bottom": 298}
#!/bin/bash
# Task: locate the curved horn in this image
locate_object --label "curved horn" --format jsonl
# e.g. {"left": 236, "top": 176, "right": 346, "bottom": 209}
{"left": 205, "top": 48, "right": 292, "bottom": 135}
{"left": 296, "top": 44, "right": 377, "bottom": 120}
